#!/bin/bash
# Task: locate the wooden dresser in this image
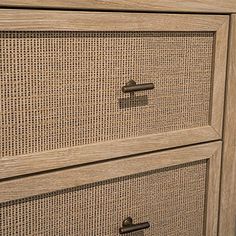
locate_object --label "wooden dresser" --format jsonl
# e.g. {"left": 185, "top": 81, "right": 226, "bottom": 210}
{"left": 0, "top": 1, "right": 235, "bottom": 235}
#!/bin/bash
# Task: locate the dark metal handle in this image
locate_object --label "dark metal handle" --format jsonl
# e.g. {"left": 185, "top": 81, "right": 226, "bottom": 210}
{"left": 122, "top": 80, "right": 154, "bottom": 93}
{"left": 119, "top": 217, "right": 150, "bottom": 234}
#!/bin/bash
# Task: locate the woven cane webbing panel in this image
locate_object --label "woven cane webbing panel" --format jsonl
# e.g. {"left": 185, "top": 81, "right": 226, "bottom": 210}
{"left": 0, "top": 159, "right": 208, "bottom": 236}
{"left": 0, "top": 32, "right": 215, "bottom": 158}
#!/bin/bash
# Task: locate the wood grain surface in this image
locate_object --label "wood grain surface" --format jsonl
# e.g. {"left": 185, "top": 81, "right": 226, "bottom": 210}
{"left": 218, "top": 14, "right": 236, "bottom": 236}
{"left": 0, "top": 0, "right": 235, "bottom": 13}
{"left": 0, "top": 10, "right": 228, "bottom": 31}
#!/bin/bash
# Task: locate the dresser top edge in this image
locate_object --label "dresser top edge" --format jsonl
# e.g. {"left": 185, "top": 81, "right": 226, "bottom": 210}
{"left": 0, "top": 0, "right": 235, "bottom": 14}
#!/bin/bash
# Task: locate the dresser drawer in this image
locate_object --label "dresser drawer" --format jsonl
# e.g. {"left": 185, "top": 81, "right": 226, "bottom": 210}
{"left": 0, "top": 11, "right": 228, "bottom": 179}
{"left": 0, "top": 142, "right": 221, "bottom": 235}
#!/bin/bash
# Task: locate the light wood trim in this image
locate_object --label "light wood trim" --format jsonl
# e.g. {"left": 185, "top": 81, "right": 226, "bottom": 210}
{"left": 0, "top": 126, "right": 219, "bottom": 179}
{"left": 218, "top": 14, "right": 236, "bottom": 236}
{"left": 0, "top": 0, "right": 236, "bottom": 14}
{"left": 211, "top": 18, "right": 229, "bottom": 135}
{"left": 0, "top": 142, "right": 221, "bottom": 204}
{"left": 0, "top": 10, "right": 228, "bottom": 31}
{"left": 205, "top": 144, "right": 222, "bottom": 236}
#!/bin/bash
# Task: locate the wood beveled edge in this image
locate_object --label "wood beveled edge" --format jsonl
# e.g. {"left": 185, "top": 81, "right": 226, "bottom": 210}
{"left": 218, "top": 14, "right": 236, "bottom": 236}
{"left": 0, "top": 10, "right": 228, "bottom": 31}
{"left": 0, "top": 141, "right": 221, "bottom": 203}
{"left": 0, "top": 126, "right": 220, "bottom": 180}
{"left": 205, "top": 143, "right": 222, "bottom": 236}
{"left": 210, "top": 16, "right": 229, "bottom": 136}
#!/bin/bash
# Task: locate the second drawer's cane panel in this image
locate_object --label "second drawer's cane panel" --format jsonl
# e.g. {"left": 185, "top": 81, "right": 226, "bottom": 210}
{"left": 0, "top": 31, "right": 215, "bottom": 158}
{"left": 0, "top": 160, "right": 208, "bottom": 236}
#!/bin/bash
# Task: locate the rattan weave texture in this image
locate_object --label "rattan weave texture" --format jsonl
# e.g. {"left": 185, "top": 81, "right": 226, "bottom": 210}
{"left": 0, "top": 159, "right": 208, "bottom": 235}
{"left": 0, "top": 32, "right": 215, "bottom": 158}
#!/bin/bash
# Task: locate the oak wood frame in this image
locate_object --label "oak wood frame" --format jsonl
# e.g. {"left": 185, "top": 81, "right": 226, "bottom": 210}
{"left": 0, "top": 142, "right": 222, "bottom": 236}
{"left": 218, "top": 14, "right": 236, "bottom": 236}
{"left": 0, "top": 0, "right": 235, "bottom": 14}
{"left": 0, "top": 11, "right": 228, "bottom": 179}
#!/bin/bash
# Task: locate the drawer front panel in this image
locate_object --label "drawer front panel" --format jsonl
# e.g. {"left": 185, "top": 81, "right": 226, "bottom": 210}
{"left": 0, "top": 12, "right": 228, "bottom": 178}
{"left": 0, "top": 31, "right": 214, "bottom": 158}
{"left": 1, "top": 160, "right": 208, "bottom": 236}
{"left": 0, "top": 142, "right": 222, "bottom": 235}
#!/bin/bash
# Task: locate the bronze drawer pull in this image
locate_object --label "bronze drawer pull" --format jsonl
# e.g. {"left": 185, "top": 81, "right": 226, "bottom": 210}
{"left": 122, "top": 80, "right": 154, "bottom": 93}
{"left": 119, "top": 217, "right": 150, "bottom": 234}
